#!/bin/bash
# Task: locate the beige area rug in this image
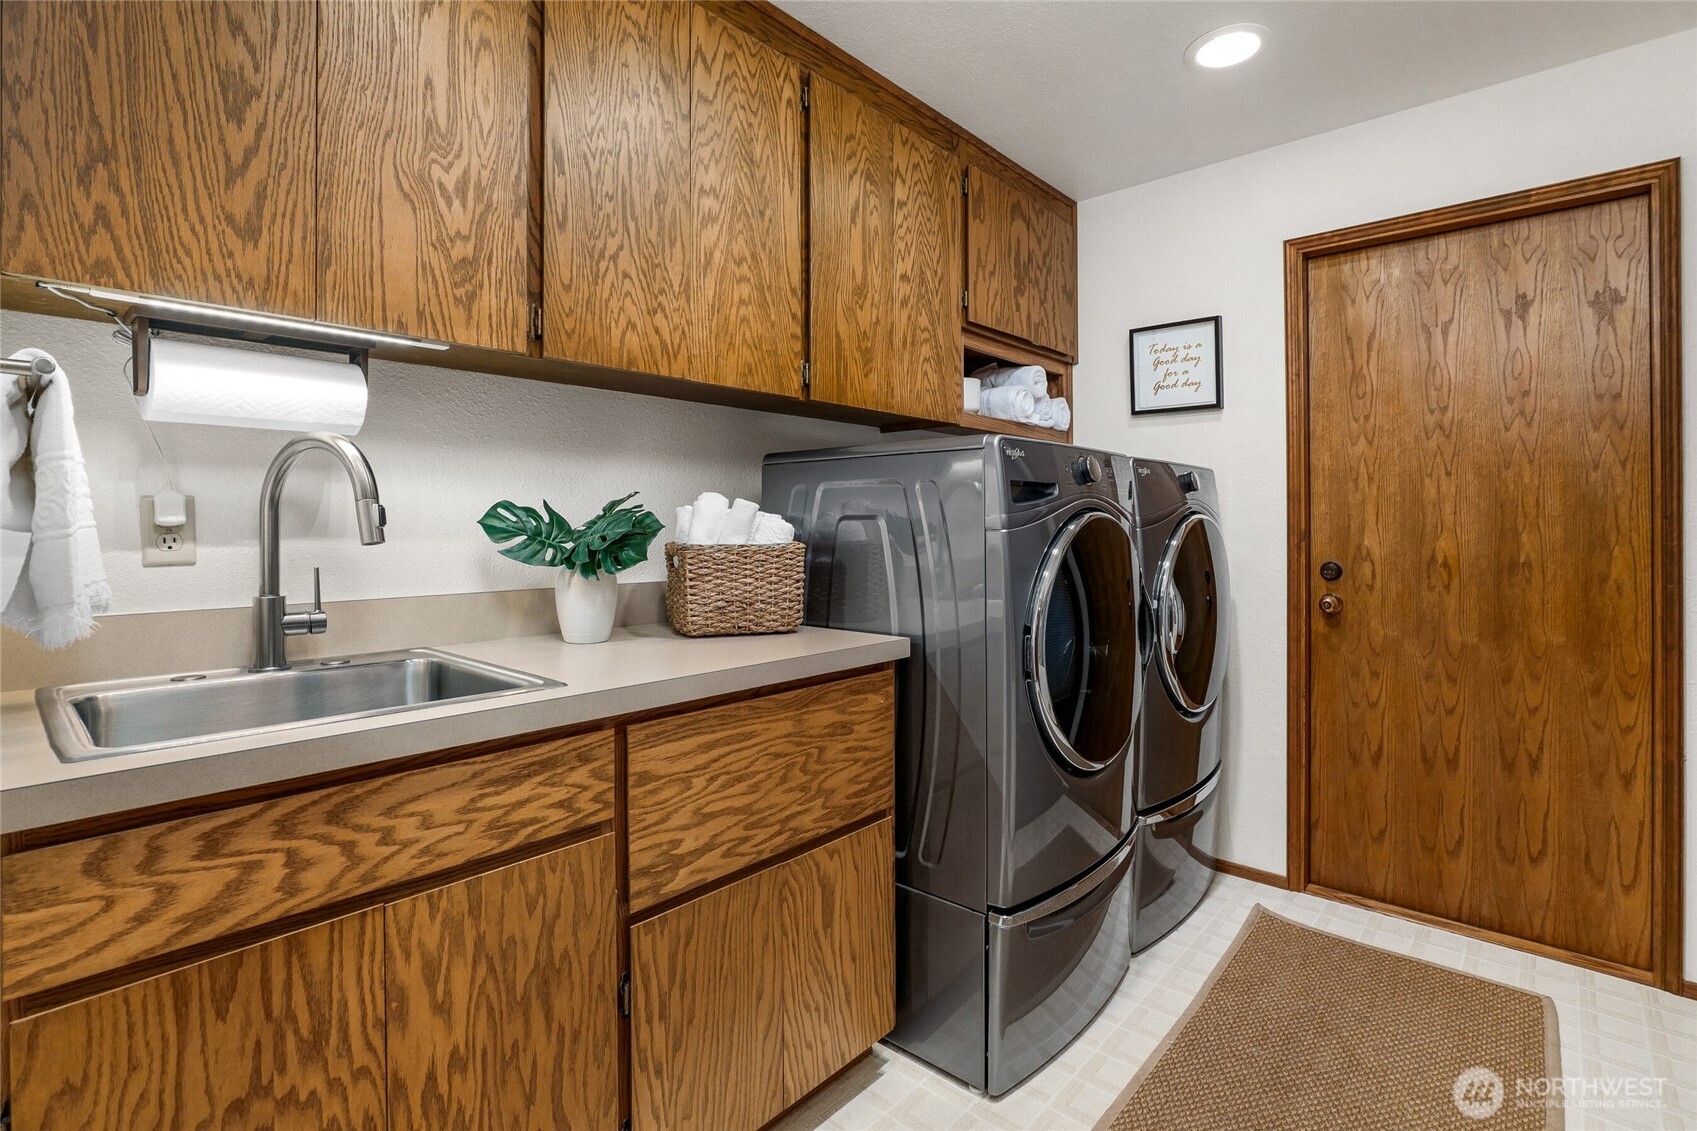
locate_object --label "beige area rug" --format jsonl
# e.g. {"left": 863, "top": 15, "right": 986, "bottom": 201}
{"left": 1095, "top": 906, "right": 1563, "bottom": 1130}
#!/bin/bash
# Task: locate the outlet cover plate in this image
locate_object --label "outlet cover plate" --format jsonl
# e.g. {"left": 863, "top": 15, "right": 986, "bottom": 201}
{"left": 141, "top": 494, "right": 196, "bottom": 567}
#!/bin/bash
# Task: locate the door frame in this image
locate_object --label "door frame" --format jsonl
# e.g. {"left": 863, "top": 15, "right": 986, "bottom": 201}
{"left": 1283, "top": 160, "right": 1684, "bottom": 992}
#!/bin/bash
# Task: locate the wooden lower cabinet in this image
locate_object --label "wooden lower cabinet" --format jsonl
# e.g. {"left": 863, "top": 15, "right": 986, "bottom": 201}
{"left": 630, "top": 819, "right": 895, "bottom": 1131}
{"left": 385, "top": 834, "right": 621, "bottom": 1130}
{"left": 8, "top": 909, "right": 388, "bottom": 1131}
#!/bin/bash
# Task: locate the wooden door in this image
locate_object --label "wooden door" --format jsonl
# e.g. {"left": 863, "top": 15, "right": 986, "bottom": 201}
{"left": 385, "top": 835, "right": 620, "bottom": 1129}
{"left": 1301, "top": 186, "right": 1668, "bottom": 975}
{"left": 318, "top": 0, "right": 539, "bottom": 351}
{"left": 779, "top": 819, "right": 895, "bottom": 1103}
{"left": 688, "top": 6, "right": 805, "bottom": 397}
{"left": 1, "top": 0, "right": 317, "bottom": 316}
{"left": 8, "top": 910, "right": 386, "bottom": 1130}
{"left": 543, "top": 0, "right": 693, "bottom": 377}
{"left": 630, "top": 863, "right": 785, "bottom": 1131}
{"left": 965, "top": 165, "right": 1078, "bottom": 359}
{"left": 809, "top": 76, "right": 960, "bottom": 420}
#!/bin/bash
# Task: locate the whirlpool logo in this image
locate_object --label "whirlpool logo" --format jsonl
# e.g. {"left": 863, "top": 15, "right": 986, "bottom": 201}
{"left": 1005, "top": 446, "right": 1026, "bottom": 460}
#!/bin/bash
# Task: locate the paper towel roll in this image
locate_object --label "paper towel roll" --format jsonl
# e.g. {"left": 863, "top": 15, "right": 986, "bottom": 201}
{"left": 138, "top": 337, "right": 368, "bottom": 433}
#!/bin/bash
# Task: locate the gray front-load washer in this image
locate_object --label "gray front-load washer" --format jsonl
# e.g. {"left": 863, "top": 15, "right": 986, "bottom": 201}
{"left": 764, "top": 434, "right": 1141, "bottom": 1095}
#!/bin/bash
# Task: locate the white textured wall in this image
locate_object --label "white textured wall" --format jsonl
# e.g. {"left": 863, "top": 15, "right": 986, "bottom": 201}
{"left": 1073, "top": 31, "right": 1697, "bottom": 966}
{"left": 1, "top": 309, "right": 872, "bottom": 614}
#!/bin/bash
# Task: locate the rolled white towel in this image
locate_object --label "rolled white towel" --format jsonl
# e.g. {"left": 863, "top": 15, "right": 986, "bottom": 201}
{"left": 979, "top": 385, "right": 1035, "bottom": 422}
{"left": 750, "top": 512, "right": 795, "bottom": 544}
{"left": 971, "top": 363, "right": 1047, "bottom": 393}
{"left": 674, "top": 504, "right": 694, "bottom": 543}
{"left": 719, "top": 497, "right": 759, "bottom": 544}
{"left": 687, "top": 492, "right": 730, "bottom": 544}
{"left": 1028, "top": 397, "right": 1058, "bottom": 428}
{"left": 1049, "top": 397, "right": 1071, "bottom": 431}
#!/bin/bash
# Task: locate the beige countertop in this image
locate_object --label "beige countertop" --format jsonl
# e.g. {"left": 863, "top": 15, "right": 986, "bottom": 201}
{"left": 0, "top": 624, "right": 908, "bottom": 834}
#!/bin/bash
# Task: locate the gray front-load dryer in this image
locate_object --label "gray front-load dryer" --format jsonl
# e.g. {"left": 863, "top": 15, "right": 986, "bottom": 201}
{"left": 764, "top": 434, "right": 1141, "bottom": 1096}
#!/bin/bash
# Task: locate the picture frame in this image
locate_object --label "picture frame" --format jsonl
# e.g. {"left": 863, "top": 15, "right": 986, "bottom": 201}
{"left": 1129, "top": 316, "right": 1223, "bottom": 415}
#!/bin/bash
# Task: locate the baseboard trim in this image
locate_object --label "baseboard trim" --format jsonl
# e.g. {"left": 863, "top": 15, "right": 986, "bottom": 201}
{"left": 1213, "top": 859, "right": 1289, "bottom": 890}
{"left": 1683, "top": 980, "right": 1697, "bottom": 1002}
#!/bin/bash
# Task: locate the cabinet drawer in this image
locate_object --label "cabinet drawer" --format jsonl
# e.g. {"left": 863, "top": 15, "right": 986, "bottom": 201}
{"left": 626, "top": 671, "right": 894, "bottom": 911}
{"left": 2, "top": 730, "right": 614, "bottom": 1000}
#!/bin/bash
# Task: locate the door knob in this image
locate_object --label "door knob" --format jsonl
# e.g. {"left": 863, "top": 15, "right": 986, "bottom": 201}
{"left": 1318, "top": 593, "right": 1343, "bottom": 616}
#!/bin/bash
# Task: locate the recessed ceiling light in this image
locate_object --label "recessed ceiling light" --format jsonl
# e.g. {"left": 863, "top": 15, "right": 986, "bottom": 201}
{"left": 1186, "top": 24, "right": 1267, "bottom": 70}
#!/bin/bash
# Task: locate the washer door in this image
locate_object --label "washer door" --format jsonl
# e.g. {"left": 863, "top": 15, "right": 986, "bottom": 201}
{"left": 1026, "top": 508, "right": 1139, "bottom": 773}
{"left": 1154, "top": 511, "right": 1229, "bottom": 716}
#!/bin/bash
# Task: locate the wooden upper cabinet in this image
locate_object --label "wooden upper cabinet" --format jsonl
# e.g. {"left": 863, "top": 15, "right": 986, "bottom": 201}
{"left": 386, "top": 835, "right": 620, "bottom": 1129}
{"left": 809, "top": 76, "right": 961, "bottom": 420}
{"left": 966, "top": 165, "right": 1078, "bottom": 359}
{"left": 0, "top": 1, "right": 317, "bottom": 316}
{"left": 317, "top": 0, "right": 539, "bottom": 351}
{"left": 8, "top": 910, "right": 387, "bottom": 1131}
{"left": 687, "top": 6, "right": 805, "bottom": 397}
{"left": 544, "top": 0, "right": 693, "bottom": 378}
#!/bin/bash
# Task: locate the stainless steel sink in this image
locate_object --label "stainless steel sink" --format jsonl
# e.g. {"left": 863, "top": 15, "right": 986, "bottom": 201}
{"left": 36, "top": 649, "right": 561, "bottom": 763}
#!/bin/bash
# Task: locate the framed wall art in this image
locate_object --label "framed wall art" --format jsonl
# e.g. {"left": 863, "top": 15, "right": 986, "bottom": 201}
{"left": 1129, "top": 316, "right": 1222, "bottom": 414}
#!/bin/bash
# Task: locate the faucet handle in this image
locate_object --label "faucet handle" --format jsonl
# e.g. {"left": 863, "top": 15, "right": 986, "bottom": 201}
{"left": 283, "top": 567, "right": 330, "bottom": 637}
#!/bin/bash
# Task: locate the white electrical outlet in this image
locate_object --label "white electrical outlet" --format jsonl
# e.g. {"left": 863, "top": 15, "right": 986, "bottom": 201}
{"left": 141, "top": 494, "right": 197, "bottom": 567}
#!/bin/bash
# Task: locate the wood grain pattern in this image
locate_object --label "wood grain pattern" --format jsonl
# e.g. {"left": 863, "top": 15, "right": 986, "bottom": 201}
{"left": 544, "top": 0, "right": 693, "bottom": 376}
{"left": 779, "top": 819, "right": 894, "bottom": 1103}
{"left": 385, "top": 835, "right": 620, "bottom": 1130}
{"left": 689, "top": 6, "right": 804, "bottom": 397}
{"left": 1305, "top": 196, "right": 1655, "bottom": 970}
{"left": 630, "top": 859, "right": 785, "bottom": 1131}
{"left": 625, "top": 670, "right": 895, "bottom": 911}
{"left": 317, "top": 0, "right": 538, "bottom": 350}
{"left": 809, "top": 76, "right": 960, "bottom": 420}
{"left": 8, "top": 909, "right": 386, "bottom": 1131}
{"left": 1, "top": 0, "right": 317, "bottom": 315}
{"left": 965, "top": 164, "right": 1077, "bottom": 360}
{"left": 2, "top": 731, "right": 614, "bottom": 1000}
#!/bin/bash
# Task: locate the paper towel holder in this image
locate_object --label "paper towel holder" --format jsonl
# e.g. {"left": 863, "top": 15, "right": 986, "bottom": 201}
{"left": 130, "top": 316, "right": 369, "bottom": 398}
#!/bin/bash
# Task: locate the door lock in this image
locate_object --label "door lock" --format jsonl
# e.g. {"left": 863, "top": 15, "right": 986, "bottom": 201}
{"left": 1318, "top": 593, "right": 1343, "bottom": 616}
{"left": 1319, "top": 560, "right": 1342, "bottom": 581}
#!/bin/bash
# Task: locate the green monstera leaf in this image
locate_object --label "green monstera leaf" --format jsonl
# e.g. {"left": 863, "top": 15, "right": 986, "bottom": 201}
{"left": 477, "top": 493, "right": 662, "bottom": 579}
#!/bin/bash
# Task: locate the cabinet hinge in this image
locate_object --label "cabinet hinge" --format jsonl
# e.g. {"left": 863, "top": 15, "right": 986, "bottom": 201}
{"left": 529, "top": 302, "right": 543, "bottom": 342}
{"left": 801, "top": 360, "right": 811, "bottom": 390}
{"left": 618, "top": 972, "right": 631, "bottom": 1018}
{"left": 961, "top": 289, "right": 969, "bottom": 312}
{"left": 800, "top": 77, "right": 810, "bottom": 112}
{"left": 962, "top": 170, "right": 970, "bottom": 197}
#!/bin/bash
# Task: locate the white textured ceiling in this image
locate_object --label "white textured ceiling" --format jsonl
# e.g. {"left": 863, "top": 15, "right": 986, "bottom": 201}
{"left": 775, "top": 1, "right": 1697, "bottom": 200}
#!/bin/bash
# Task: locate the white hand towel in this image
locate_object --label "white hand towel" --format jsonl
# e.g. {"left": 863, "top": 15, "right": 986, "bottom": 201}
{"left": 1028, "top": 397, "right": 1058, "bottom": 428}
{"left": 750, "top": 512, "right": 795, "bottom": 545}
{"left": 2, "top": 350, "right": 110, "bottom": 648}
{"left": 971, "top": 363, "right": 1047, "bottom": 393}
{"left": 674, "top": 504, "right": 694, "bottom": 543}
{"left": 1049, "top": 397, "right": 1071, "bottom": 432}
{"left": 979, "top": 385, "right": 1035, "bottom": 422}
{"left": 687, "top": 492, "right": 730, "bottom": 544}
{"left": 718, "top": 497, "right": 759, "bottom": 544}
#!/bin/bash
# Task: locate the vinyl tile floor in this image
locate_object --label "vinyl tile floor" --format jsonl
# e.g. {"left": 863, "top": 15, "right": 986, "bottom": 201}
{"left": 774, "top": 874, "right": 1697, "bottom": 1131}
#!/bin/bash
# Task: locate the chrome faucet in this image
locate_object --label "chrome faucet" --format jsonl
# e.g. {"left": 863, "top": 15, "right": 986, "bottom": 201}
{"left": 251, "top": 432, "right": 386, "bottom": 672}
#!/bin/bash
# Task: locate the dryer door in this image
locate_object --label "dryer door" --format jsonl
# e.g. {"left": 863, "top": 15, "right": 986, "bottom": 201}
{"left": 1026, "top": 508, "right": 1140, "bottom": 774}
{"left": 1154, "top": 511, "right": 1229, "bottom": 717}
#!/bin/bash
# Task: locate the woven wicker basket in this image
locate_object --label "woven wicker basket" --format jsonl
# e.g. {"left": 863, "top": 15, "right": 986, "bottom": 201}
{"left": 664, "top": 541, "right": 806, "bottom": 637}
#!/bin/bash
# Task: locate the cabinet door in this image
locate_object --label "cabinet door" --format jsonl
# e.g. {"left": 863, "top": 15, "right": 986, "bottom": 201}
{"left": 809, "top": 77, "right": 960, "bottom": 420}
{"left": 630, "top": 865, "right": 785, "bottom": 1131}
{"left": 543, "top": 0, "right": 692, "bottom": 377}
{"left": 1, "top": 0, "right": 317, "bottom": 316}
{"left": 630, "top": 819, "right": 895, "bottom": 1129}
{"left": 779, "top": 819, "right": 896, "bottom": 1104}
{"left": 8, "top": 910, "right": 386, "bottom": 1130}
{"left": 318, "top": 0, "right": 539, "bottom": 351}
{"left": 385, "top": 835, "right": 620, "bottom": 1130}
{"left": 689, "top": 6, "right": 805, "bottom": 397}
{"left": 966, "top": 165, "right": 1078, "bottom": 359}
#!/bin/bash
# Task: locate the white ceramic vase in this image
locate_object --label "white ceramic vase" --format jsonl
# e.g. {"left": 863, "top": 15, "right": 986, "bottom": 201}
{"left": 555, "top": 569, "right": 618, "bottom": 644}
